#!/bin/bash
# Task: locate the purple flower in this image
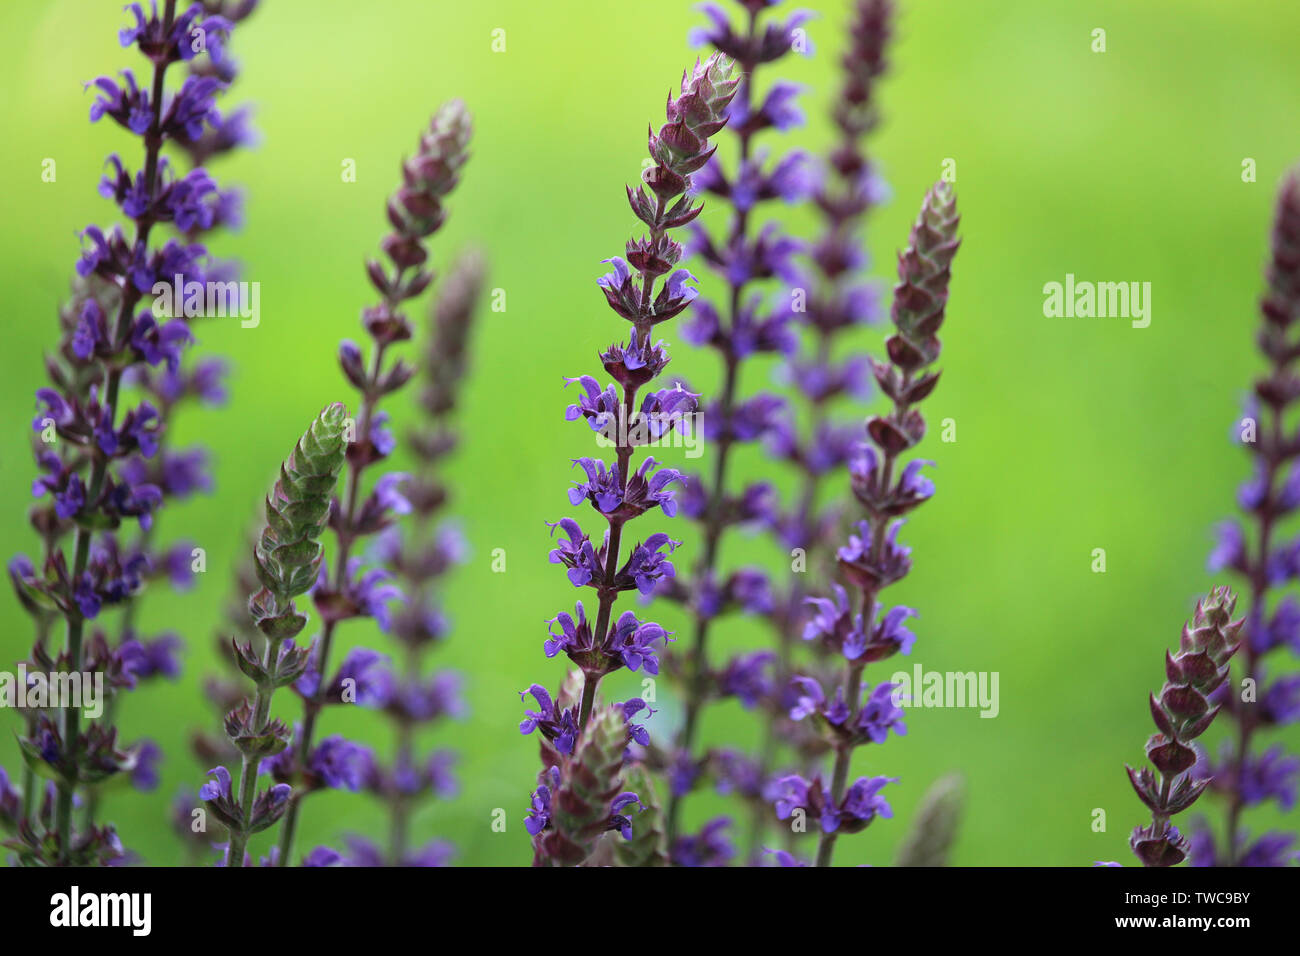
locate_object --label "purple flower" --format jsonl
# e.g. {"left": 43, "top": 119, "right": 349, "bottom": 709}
{"left": 199, "top": 766, "right": 232, "bottom": 802}
{"left": 301, "top": 846, "right": 343, "bottom": 867}
{"left": 621, "top": 697, "right": 655, "bottom": 749}
{"left": 788, "top": 676, "right": 906, "bottom": 745}
{"left": 32, "top": 451, "right": 86, "bottom": 520}
{"left": 608, "top": 792, "right": 643, "bottom": 840}
{"left": 277, "top": 100, "right": 475, "bottom": 862}
{"left": 525, "top": 765, "right": 559, "bottom": 835}
{"left": 712, "top": 750, "right": 765, "bottom": 799}
{"left": 1195, "top": 172, "right": 1300, "bottom": 863}
{"left": 671, "top": 816, "right": 735, "bottom": 866}
{"left": 839, "top": 775, "right": 896, "bottom": 830}
{"left": 380, "top": 671, "right": 464, "bottom": 723}
{"left": 669, "top": 750, "right": 706, "bottom": 799}
{"left": 519, "top": 684, "right": 578, "bottom": 755}
{"left": 23, "top": 0, "right": 264, "bottom": 868}
{"left": 773, "top": 772, "right": 895, "bottom": 835}
{"left": 306, "top": 737, "right": 374, "bottom": 792}
{"left": 1239, "top": 832, "right": 1299, "bottom": 867}
{"left": 129, "top": 739, "right": 162, "bottom": 791}
{"left": 543, "top": 602, "right": 670, "bottom": 678}
{"left": 568, "top": 456, "right": 684, "bottom": 520}
{"left": 118, "top": 633, "right": 182, "bottom": 682}
{"left": 1238, "top": 746, "right": 1300, "bottom": 809}
{"left": 296, "top": 646, "right": 390, "bottom": 707}
{"left": 313, "top": 557, "right": 405, "bottom": 632}
{"left": 1256, "top": 596, "right": 1300, "bottom": 654}
{"left": 546, "top": 517, "right": 603, "bottom": 587}
{"left": 718, "top": 651, "right": 775, "bottom": 709}
{"left": 524, "top": 53, "right": 739, "bottom": 867}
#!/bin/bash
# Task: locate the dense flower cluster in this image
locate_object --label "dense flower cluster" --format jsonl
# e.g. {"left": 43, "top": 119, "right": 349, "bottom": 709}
{"left": 3, "top": 0, "right": 254, "bottom": 867}
{"left": 521, "top": 54, "right": 739, "bottom": 867}
{"left": 734, "top": 7, "right": 896, "bottom": 863}
{"left": 658, "top": 0, "right": 815, "bottom": 865}
{"left": 778, "top": 180, "right": 960, "bottom": 867}
{"left": 1195, "top": 170, "right": 1300, "bottom": 867}
{"left": 353, "top": 249, "right": 485, "bottom": 866}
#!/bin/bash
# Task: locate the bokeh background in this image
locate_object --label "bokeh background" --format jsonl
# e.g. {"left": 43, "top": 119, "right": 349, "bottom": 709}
{"left": 2, "top": 0, "right": 1298, "bottom": 866}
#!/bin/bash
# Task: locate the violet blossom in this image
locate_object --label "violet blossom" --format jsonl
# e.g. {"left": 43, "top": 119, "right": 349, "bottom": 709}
{"left": 1195, "top": 170, "right": 1300, "bottom": 866}
{"left": 660, "top": 0, "right": 815, "bottom": 863}
{"left": 522, "top": 54, "right": 738, "bottom": 867}
{"left": 271, "top": 101, "right": 474, "bottom": 867}
{"left": 361, "top": 248, "right": 485, "bottom": 865}
{"left": 3, "top": 0, "right": 253, "bottom": 866}
{"left": 781, "top": 178, "right": 961, "bottom": 868}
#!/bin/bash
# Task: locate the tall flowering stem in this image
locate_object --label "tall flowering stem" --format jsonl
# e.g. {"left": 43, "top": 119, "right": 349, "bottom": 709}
{"left": 364, "top": 250, "right": 486, "bottom": 866}
{"left": 1200, "top": 171, "right": 1300, "bottom": 866}
{"left": 661, "top": 0, "right": 813, "bottom": 855}
{"left": 776, "top": 183, "right": 959, "bottom": 867}
{"left": 201, "top": 405, "right": 349, "bottom": 867}
{"left": 1125, "top": 588, "right": 1240, "bottom": 866}
{"left": 271, "top": 101, "right": 473, "bottom": 866}
{"left": 5, "top": 0, "right": 240, "bottom": 866}
{"left": 175, "top": 537, "right": 259, "bottom": 862}
{"left": 82, "top": 0, "right": 260, "bottom": 837}
{"left": 756, "top": 0, "right": 893, "bottom": 861}
{"left": 520, "top": 55, "right": 738, "bottom": 867}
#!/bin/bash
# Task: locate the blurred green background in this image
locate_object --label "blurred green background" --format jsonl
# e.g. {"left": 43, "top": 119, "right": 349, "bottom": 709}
{"left": 2, "top": 0, "right": 1299, "bottom": 866}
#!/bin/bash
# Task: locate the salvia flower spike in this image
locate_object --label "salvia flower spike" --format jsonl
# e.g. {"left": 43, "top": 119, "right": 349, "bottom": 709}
{"left": 270, "top": 101, "right": 473, "bottom": 867}
{"left": 361, "top": 249, "right": 485, "bottom": 866}
{"left": 204, "top": 404, "right": 349, "bottom": 868}
{"left": 780, "top": 181, "right": 960, "bottom": 868}
{"left": 530, "top": 703, "right": 642, "bottom": 866}
{"left": 753, "top": 0, "right": 895, "bottom": 863}
{"left": 1198, "top": 170, "right": 1300, "bottom": 866}
{"left": 661, "top": 0, "right": 815, "bottom": 862}
{"left": 78, "top": 0, "right": 260, "bottom": 839}
{"left": 521, "top": 54, "right": 738, "bottom": 867}
{"left": 1125, "top": 588, "right": 1241, "bottom": 866}
{"left": 4, "top": 0, "right": 244, "bottom": 866}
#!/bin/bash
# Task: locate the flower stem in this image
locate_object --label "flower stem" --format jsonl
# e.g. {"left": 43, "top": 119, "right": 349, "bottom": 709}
{"left": 666, "top": 348, "right": 740, "bottom": 844}
{"left": 1223, "top": 408, "right": 1279, "bottom": 863}
{"left": 52, "top": 1, "right": 176, "bottom": 864}
{"left": 276, "top": 342, "right": 389, "bottom": 866}
{"left": 226, "top": 635, "right": 282, "bottom": 868}
{"left": 814, "top": 405, "right": 898, "bottom": 868}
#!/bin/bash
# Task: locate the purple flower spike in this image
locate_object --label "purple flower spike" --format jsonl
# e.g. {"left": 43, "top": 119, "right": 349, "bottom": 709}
{"left": 524, "top": 54, "right": 740, "bottom": 868}
{"left": 9, "top": 0, "right": 264, "bottom": 868}
{"left": 663, "top": 0, "right": 890, "bottom": 858}
{"left": 1185, "top": 170, "right": 1300, "bottom": 866}
{"left": 258, "top": 104, "right": 476, "bottom": 868}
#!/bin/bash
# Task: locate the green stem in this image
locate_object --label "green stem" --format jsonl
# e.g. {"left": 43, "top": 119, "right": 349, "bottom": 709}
{"left": 225, "top": 635, "right": 282, "bottom": 867}
{"left": 51, "top": 0, "right": 177, "bottom": 865}
{"left": 54, "top": 529, "right": 91, "bottom": 864}
{"left": 814, "top": 425, "right": 896, "bottom": 868}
